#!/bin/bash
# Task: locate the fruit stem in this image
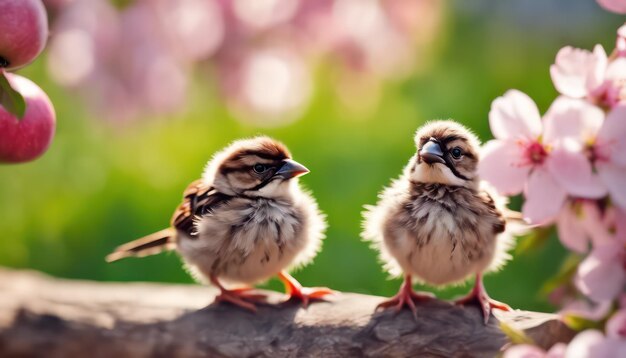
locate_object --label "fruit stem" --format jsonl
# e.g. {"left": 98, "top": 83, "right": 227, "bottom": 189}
{"left": 0, "top": 57, "right": 9, "bottom": 68}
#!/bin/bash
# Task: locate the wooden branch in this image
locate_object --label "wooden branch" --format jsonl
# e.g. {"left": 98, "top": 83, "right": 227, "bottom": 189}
{"left": 0, "top": 268, "right": 574, "bottom": 357}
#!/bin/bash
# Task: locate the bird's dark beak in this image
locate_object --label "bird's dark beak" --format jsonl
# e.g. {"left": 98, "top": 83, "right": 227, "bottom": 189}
{"left": 274, "top": 159, "right": 309, "bottom": 179}
{"left": 419, "top": 138, "right": 446, "bottom": 165}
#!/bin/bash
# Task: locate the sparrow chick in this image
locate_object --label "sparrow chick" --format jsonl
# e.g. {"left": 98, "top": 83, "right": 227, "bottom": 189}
{"left": 107, "top": 137, "right": 332, "bottom": 311}
{"left": 363, "top": 120, "right": 515, "bottom": 323}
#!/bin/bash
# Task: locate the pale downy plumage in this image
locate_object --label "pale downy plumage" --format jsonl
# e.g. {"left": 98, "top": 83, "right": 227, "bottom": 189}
{"left": 107, "top": 137, "right": 331, "bottom": 311}
{"left": 363, "top": 120, "right": 522, "bottom": 323}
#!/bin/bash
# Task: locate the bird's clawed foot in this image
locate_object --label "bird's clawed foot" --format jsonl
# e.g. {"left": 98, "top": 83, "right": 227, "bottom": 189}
{"left": 453, "top": 274, "right": 511, "bottom": 324}
{"left": 278, "top": 271, "right": 335, "bottom": 308}
{"left": 214, "top": 287, "right": 268, "bottom": 312}
{"left": 211, "top": 275, "right": 267, "bottom": 312}
{"left": 376, "top": 275, "right": 434, "bottom": 320}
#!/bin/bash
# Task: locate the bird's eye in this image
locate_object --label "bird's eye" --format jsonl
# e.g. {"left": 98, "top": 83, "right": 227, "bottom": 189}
{"left": 450, "top": 147, "right": 463, "bottom": 159}
{"left": 253, "top": 164, "right": 267, "bottom": 173}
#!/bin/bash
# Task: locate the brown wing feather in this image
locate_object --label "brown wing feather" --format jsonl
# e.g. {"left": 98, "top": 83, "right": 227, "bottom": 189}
{"left": 478, "top": 190, "right": 506, "bottom": 234}
{"left": 171, "top": 179, "right": 232, "bottom": 238}
{"left": 105, "top": 228, "right": 176, "bottom": 262}
{"left": 106, "top": 180, "right": 231, "bottom": 263}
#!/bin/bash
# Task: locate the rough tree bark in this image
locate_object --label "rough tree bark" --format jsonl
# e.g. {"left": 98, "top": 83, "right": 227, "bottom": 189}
{"left": 0, "top": 268, "right": 574, "bottom": 358}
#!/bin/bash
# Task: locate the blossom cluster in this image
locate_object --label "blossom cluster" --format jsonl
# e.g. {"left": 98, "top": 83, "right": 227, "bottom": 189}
{"left": 42, "top": 0, "right": 442, "bottom": 125}
{"left": 477, "top": 3, "right": 626, "bottom": 355}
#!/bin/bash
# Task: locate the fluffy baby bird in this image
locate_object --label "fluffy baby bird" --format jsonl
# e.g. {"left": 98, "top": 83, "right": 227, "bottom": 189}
{"left": 107, "top": 137, "right": 331, "bottom": 311}
{"left": 363, "top": 120, "right": 515, "bottom": 323}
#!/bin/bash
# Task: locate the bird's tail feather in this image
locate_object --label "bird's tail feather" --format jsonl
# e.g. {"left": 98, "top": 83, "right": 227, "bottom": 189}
{"left": 105, "top": 228, "right": 176, "bottom": 263}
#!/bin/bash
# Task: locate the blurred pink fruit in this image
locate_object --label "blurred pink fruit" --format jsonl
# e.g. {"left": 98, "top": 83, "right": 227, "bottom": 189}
{"left": 0, "top": 73, "right": 56, "bottom": 163}
{"left": 0, "top": 0, "right": 48, "bottom": 70}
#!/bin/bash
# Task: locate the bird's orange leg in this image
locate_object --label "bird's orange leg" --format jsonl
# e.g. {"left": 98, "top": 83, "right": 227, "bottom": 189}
{"left": 277, "top": 271, "right": 335, "bottom": 308}
{"left": 376, "top": 274, "right": 435, "bottom": 319}
{"left": 453, "top": 273, "right": 511, "bottom": 324}
{"left": 210, "top": 275, "right": 267, "bottom": 312}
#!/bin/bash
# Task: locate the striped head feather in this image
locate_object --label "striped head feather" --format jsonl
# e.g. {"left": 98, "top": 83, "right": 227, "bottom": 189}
{"left": 203, "top": 136, "right": 308, "bottom": 199}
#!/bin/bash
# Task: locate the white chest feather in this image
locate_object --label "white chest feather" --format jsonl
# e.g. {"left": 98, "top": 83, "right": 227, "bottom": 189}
{"left": 363, "top": 179, "right": 509, "bottom": 286}
{"left": 177, "top": 192, "right": 324, "bottom": 286}
{"left": 385, "top": 206, "right": 497, "bottom": 285}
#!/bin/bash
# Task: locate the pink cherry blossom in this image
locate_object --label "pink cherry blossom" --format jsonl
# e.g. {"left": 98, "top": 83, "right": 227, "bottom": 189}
{"left": 556, "top": 200, "right": 612, "bottom": 253}
{"left": 506, "top": 326, "right": 626, "bottom": 358}
{"left": 542, "top": 97, "right": 607, "bottom": 198}
{"left": 545, "top": 98, "right": 626, "bottom": 208}
{"left": 575, "top": 241, "right": 625, "bottom": 303}
{"left": 560, "top": 298, "right": 613, "bottom": 321}
{"left": 599, "top": 57, "right": 626, "bottom": 108}
{"left": 602, "top": 309, "right": 626, "bottom": 357}
{"left": 531, "top": 98, "right": 626, "bottom": 210}
{"left": 606, "top": 309, "right": 626, "bottom": 339}
{"left": 46, "top": 0, "right": 120, "bottom": 87}
{"left": 504, "top": 344, "right": 547, "bottom": 358}
{"left": 233, "top": 0, "right": 299, "bottom": 31}
{"left": 479, "top": 92, "right": 604, "bottom": 224}
{"left": 503, "top": 343, "right": 566, "bottom": 358}
{"left": 573, "top": 206, "right": 626, "bottom": 304}
{"left": 618, "top": 24, "right": 626, "bottom": 57}
{"left": 592, "top": 105, "right": 626, "bottom": 209}
{"left": 42, "top": 0, "right": 444, "bottom": 123}
{"left": 546, "top": 343, "right": 567, "bottom": 358}
{"left": 550, "top": 41, "right": 626, "bottom": 108}
{"left": 216, "top": 46, "right": 312, "bottom": 126}
{"left": 550, "top": 46, "right": 606, "bottom": 99}
{"left": 616, "top": 208, "right": 626, "bottom": 243}
{"left": 564, "top": 329, "right": 626, "bottom": 358}
{"left": 150, "top": 0, "right": 225, "bottom": 63}
{"left": 597, "top": 0, "right": 626, "bottom": 14}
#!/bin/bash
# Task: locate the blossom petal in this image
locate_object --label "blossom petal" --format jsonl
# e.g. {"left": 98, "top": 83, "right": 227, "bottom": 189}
{"left": 580, "top": 201, "right": 614, "bottom": 246}
{"left": 550, "top": 46, "right": 605, "bottom": 98}
{"left": 542, "top": 96, "right": 604, "bottom": 145}
{"left": 545, "top": 343, "right": 567, "bottom": 358}
{"left": 575, "top": 243, "right": 626, "bottom": 303}
{"left": 564, "top": 330, "right": 606, "bottom": 358}
{"left": 597, "top": 163, "right": 626, "bottom": 210}
{"left": 556, "top": 203, "right": 589, "bottom": 253}
{"left": 618, "top": 24, "right": 626, "bottom": 54}
{"left": 594, "top": 339, "right": 626, "bottom": 358}
{"left": 615, "top": 208, "right": 626, "bottom": 244}
{"left": 597, "top": 105, "right": 626, "bottom": 167}
{"left": 606, "top": 309, "right": 626, "bottom": 339}
{"left": 478, "top": 140, "right": 530, "bottom": 195}
{"left": 560, "top": 299, "right": 612, "bottom": 321}
{"left": 597, "top": 0, "right": 626, "bottom": 14}
{"left": 546, "top": 148, "right": 607, "bottom": 198}
{"left": 605, "top": 54, "right": 626, "bottom": 82}
{"left": 603, "top": 58, "right": 626, "bottom": 107}
{"left": 522, "top": 167, "right": 567, "bottom": 224}
{"left": 589, "top": 45, "right": 608, "bottom": 91}
{"left": 489, "top": 89, "right": 542, "bottom": 140}
{"left": 503, "top": 345, "right": 546, "bottom": 358}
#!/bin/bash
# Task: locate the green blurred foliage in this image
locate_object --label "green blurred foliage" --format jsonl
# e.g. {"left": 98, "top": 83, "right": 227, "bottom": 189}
{"left": 1, "top": 1, "right": 623, "bottom": 312}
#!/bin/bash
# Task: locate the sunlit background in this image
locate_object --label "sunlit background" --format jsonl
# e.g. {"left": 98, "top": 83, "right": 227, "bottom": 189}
{"left": 1, "top": 0, "right": 623, "bottom": 312}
